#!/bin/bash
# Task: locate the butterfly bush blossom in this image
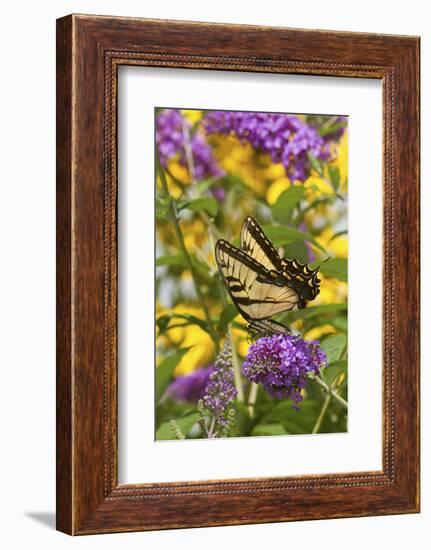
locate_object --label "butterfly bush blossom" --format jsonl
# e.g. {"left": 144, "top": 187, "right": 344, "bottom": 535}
{"left": 242, "top": 334, "right": 327, "bottom": 408}
{"left": 203, "top": 111, "right": 331, "bottom": 182}
{"left": 156, "top": 109, "right": 225, "bottom": 184}
{"left": 166, "top": 366, "right": 215, "bottom": 403}
{"left": 199, "top": 339, "right": 237, "bottom": 437}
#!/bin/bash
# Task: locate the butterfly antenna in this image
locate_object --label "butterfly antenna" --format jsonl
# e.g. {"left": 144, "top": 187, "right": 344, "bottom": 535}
{"left": 322, "top": 256, "right": 331, "bottom": 265}
{"left": 314, "top": 256, "right": 331, "bottom": 271}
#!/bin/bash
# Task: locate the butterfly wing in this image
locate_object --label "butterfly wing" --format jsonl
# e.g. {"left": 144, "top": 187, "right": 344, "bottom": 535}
{"left": 248, "top": 318, "right": 291, "bottom": 337}
{"left": 280, "top": 258, "right": 321, "bottom": 307}
{"left": 240, "top": 216, "right": 321, "bottom": 308}
{"left": 240, "top": 216, "right": 283, "bottom": 271}
{"left": 215, "top": 239, "right": 299, "bottom": 322}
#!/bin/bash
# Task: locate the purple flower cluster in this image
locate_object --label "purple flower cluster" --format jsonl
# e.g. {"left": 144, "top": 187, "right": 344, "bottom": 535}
{"left": 156, "top": 109, "right": 224, "bottom": 182}
{"left": 203, "top": 111, "right": 330, "bottom": 182}
{"left": 166, "top": 366, "right": 215, "bottom": 403}
{"left": 203, "top": 340, "right": 237, "bottom": 427}
{"left": 242, "top": 334, "right": 327, "bottom": 407}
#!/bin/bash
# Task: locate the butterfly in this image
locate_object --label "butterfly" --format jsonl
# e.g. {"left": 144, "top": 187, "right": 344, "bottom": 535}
{"left": 215, "top": 216, "right": 322, "bottom": 336}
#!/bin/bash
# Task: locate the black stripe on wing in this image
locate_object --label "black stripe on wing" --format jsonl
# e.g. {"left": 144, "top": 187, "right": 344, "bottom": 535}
{"left": 215, "top": 239, "right": 273, "bottom": 280}
{"left": 241, "top": 217, "right": 321, "bottom": 304}
{"left": 215, "top": 239, "right": 299, "bottom": 321}
{"left": 240, "top": 216, "right": 283, "bottom": 271}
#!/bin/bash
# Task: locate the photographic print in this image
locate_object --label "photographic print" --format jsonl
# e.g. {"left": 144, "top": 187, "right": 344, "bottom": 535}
{"left": 155, "top": 108, "right": 348, "bottom": 441}
{"left": 56, "top": 16, "right": 420, "bottom": 533}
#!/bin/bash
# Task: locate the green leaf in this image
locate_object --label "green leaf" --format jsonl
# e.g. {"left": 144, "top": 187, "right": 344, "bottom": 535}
{"left": 328, "top": 166, "right": 340, "bottom": 191}
{"left": 281, "top": 303, "right": 347, "bottom": 323}
{"left": 321, "top": 360, "right": 347, "bottom": 385}
{"left": 319, "top": 120, "right": 347, "bottom": 137}
{"left": 217, "top": 303, "right": 238, "bottom": 332}
{"left": 196, "top": 178, "right": 217, "bottom": 195}
{"left": 282, "top": 242, "right": 309, "bottom": 264}
{"left": 217, "top": 174, "right": 249, "bottom": 191}
{"left": 318, "top": 258, "right": 348, "bottom": 282}
{"left": 262, "top": 225, "right": 328, "bottom": 255}
{"left": 155, "top": 401, "right": 196, "bottom": 430}
{"left": 271, "top": 186, "right": 304, "bottom": 224}
{"left": 321, "top": 334, "right": 347, "bottom": 364}
{"left": 308, "top": 153, "right": 324, "bottom": 176}
{"left": 178, "top": 197, "right": 218, "bottom": 217}
{"left": 295, "top": 196, "right": 336, "bottom": 224}
{"left": 156, "top": 413, "right": 199, "bottom": 440}
{"left": 156, "top": 348, "right": 191, "bottom": 402}
{"left": 231, "top": 402, "right": 253, "bottom": 437}
{"left": 156, "top": 253, "right": 211, "bottom": 280}
{"left": 331, "top": 317, "right": 348, "bottom": 332}
{"left": 251, "top": 423, "right": 288, "bottom": 436}
{"left": 262, "top": 400, "right": 318, "bottom": 434}
{"left": 331, "top": 359, "right": 348, "bottom": 370}
{"left": 155, "top": 314, "right": 171, "bottom": 334}
{"left": 156, "top": 313, "right": 212, "bottom": 336}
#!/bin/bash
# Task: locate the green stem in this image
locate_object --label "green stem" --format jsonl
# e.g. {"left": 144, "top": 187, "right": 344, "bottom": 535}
{"left": 294, "top": 196, "right": 334, "bottom": 225}
{"left": 229, "top": 331, "right": 244, "bottom": 403}
{"left": 312, "top": 392, "right": 331, "bottom": 434}
{"left": 158, "top": 159, "right": 220, "bottom": 352}
{"left": 207, "top": 416, "right": 216, "bottom": 439}
{"left": 247, "top": 383, "right": 258, "bottom": 418}
{"left": 310, "top": 374, "right": 348, "bottom": 409}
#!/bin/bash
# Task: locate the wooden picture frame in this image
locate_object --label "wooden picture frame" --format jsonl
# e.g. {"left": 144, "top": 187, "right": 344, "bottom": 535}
{"left": 56, "top": 14, "right": 420, "bottom": 535}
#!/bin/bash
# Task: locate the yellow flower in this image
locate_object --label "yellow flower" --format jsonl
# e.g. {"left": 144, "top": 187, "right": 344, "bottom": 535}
{"left": 230, "top": 315, "right": 249, "bottom": 358}
{"left": 302, "top": 132, "right": 348, "bottom": 201}
{"left": 210, "top": 135, "right": 271, "bottom": 196}
{"left": 181, "top": 109, "right": 203, "bottom": 124}
{"left": 157, "top": 304, "right": 216, "bottom": 375}
{"left": 266, "top": 177, "right": 291, "bottom": 205}
{"left": 315, "top": 275, "right": 348, "bottom": 306}
{"left": 332, "top": 132, "right": 348, "bottom": 190}
{"left": 303, "top": 176, "right": 333, "bottom": 201}
{"left": 328, "top": 234, "right": 348, "bottom": 259}
{"left": 156, "top": 158, "right": 191, "bottom": 199}
{"left": 167, "top": 158, "right": 190, "bottom": 183}
{"left": 180, "top": 217, "right": 208, "bottom": 250}
{"left": 155, "top": 302, "right": 171, "bottom": 361}
{"left": 304, "top": 324, "right": 336, "bottom": 340}
{"left": 316, "top": 228, "right": 348, "bottom": 259}
{"left": 290, "top": 319, "right": 305, "bottom": 333}
{"left": 262, "top": 162, "right": 286, "bottom": 180}
{"left": 175, "top": 328, "right": 215, "bottom": 375}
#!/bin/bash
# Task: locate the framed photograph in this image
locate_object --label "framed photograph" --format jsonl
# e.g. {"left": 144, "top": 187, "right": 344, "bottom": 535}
{"left": 56, "top": 14, "right": 420, "bottom": 535}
